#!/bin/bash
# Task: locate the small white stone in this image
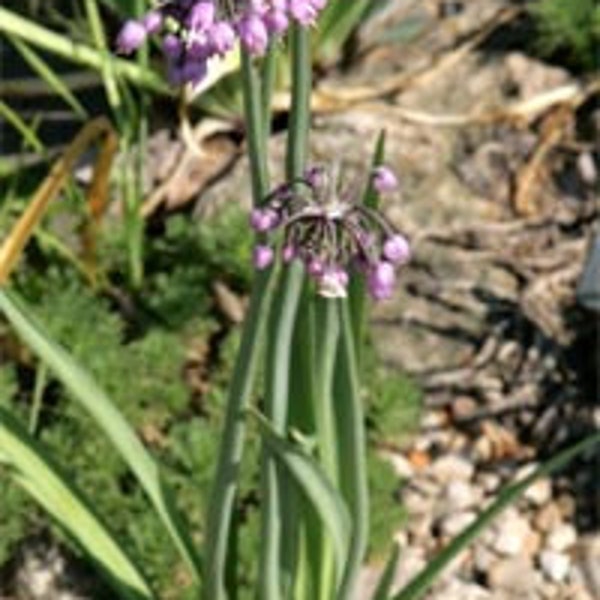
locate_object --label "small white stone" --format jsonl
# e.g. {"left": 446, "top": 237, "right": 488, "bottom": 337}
{"left": 539, "top": 550, "right": 571, "bottom": 583}
{"left": 441, "top": 480, "right": 482, "bottom": 513}
{"left": 546, "top": 523, "right": 577, "bottom": 552}
{"left": 430, "top": 454, "right": 475, "bottom": 483}
{"left": 473, "top": 543, "right": 497, "bottom": 572}
{"left": 476, "top": 472, "right": 501, "bottom": 494}
{"left": 488, "top": 557, "right": 536, "bottom": 594}
{"left": 440, "top": 510, "right": 477, "bottom": 538}
{"left": 493, "top": 514, "right": 532, "bottom": 556}
{"left": 384, "top": 451, "right": 414, "bottom": 479}
{"left": 392, "top": 547, "right": 427, "bottom": 590}
{"left": 524, "top": 477, "right": 552, "bottom": 506}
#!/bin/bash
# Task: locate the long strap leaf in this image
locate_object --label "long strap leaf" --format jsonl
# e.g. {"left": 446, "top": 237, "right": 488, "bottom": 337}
{"left": 0, "top": 289, "right": 203, "bottom": 582}
{"left": 0, "top": 408, "right": 153, "bottom": 600}
{"left": 253, "top": 410, "right": 352, "bottom": 570}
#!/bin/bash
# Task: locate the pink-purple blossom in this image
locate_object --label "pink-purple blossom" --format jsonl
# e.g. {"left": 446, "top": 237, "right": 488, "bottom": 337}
{"left": 372, "top": 165, "right": 399, "bottom": 193}
{"left": 116, "top": 1, "right": 331, "bottom": 86}
{"left": 249, "top": 163, "right": 411, "bottom": 300}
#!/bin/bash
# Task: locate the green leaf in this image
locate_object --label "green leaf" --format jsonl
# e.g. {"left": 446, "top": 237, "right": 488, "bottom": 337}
{"left": 0, "top": 100, "right": 44, "bottom": 152}
{"left": 9, "top": 37, "right": 88, "bottom": 120}
{"left": 393, "top": 431, "right": 600, "bottom": 600}
{"left": 0, "top": 407, "right": 153, "bottom": 600}
{"left": 0, "top": 289, "right": 203, "bottom": 583}
{"left": 315, "top": 0, "right": 370, "bottom": 63}
{"left": 0, "top": 7, "right": 166, "bottom": 94}
{"left": 253, "top": 409, "right": 352, "bottom": 570}
{"left": 372, "top": 542, "right": 400, "bottom": 600}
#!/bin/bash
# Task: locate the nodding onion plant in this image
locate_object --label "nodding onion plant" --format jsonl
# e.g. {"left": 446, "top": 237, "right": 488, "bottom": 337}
{"left": 117, "top": 3, "right": 411, "bottom": 598}
{"left": 0, "top": 3, "right": 597, "bottom": 600}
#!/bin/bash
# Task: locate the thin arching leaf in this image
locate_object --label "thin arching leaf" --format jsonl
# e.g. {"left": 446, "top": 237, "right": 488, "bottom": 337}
{"left": 0, "top": 408, "right": 153, "bottom": 600}
{"left": 253, "top": 410, "right": 352, "bottom": 570}
{"left": 0, "top": 289, "right": 203, "bottom": 583}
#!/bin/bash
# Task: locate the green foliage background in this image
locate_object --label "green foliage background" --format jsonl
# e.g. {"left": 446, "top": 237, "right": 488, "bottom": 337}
{"left": 0, "top": 205, "right": 421, "bottom": 596}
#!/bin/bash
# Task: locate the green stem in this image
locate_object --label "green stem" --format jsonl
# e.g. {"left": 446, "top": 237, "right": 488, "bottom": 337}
{"left": 258, "top": 268, "right": 304, "bottom": 599}
{"left": 286, "top": 26, "right": 311, "bottom": 180}
{"left": 203, "top": 48, "right": 274, "bottom": 600}
{"left": 261, "top": 44, "right": 278, "bottom": 143}
{"left": 258, "top": 23, "right": 312, "bottom": 598}
{"left": 202, "top": 269, "right": 277, "bottom": 600}
{"left": 314, "top": 298, "right": 340, "bottom": 599}
{"left": 241, "top": 50, "right": 268, "bottom": 206}
{"left": 336, "top": 300, "right": 369, "bottom": 599}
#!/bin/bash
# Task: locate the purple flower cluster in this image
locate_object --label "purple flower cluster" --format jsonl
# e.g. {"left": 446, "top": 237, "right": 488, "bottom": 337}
{"left": 250, "top": 164, "right": 411, "bottom": 300}
{"left": 116, "top": 0, "right": 328, "bottom": 85}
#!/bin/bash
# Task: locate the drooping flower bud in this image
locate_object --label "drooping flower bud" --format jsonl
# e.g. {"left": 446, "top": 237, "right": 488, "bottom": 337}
{"left": 253, "top": 245, "right": 274, "bottom": 270}
{"left": 116, "top": 20, "right": 147, "bottom": 54}
{"left": 372, "top": 165, "right": 398, "bottom": 193}
{"left": 383, "top": 234, "right": 411, "bottom": 265}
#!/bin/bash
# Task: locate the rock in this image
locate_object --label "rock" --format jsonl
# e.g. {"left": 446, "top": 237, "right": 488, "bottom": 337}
{"left": 533, "top": 503, "right": 562, "bottom": 533}
{"left": 431, "top": 578, "right": 491, "bottom": 600}
{"left": 523, "top": 530, "right": 542, "bottom": 557}
{"left": 440, "top": 480, "right": 482, "bottom": 514}
{"left": 473, "top": 543, "right": 497, "bottom": 573}
{"left": 392, "top": 547, "right": 427, "bottom": 591}
{"left": 545, "top": 523, "right": 577, "bottom": 552}
{"left": 407, "top": 513, "right": 433, "bottom": 542}
{"left": 487, "top": 557, "right": 537, "bottom": 596}
{"left": 539, "top": 550, "right": 571, "bottom": 583}
{"left": 472, "top": 435, "right": 493, "bottom": 462}
{"left": 385, "top": 451, "right": 415, "bottom": 479}
{"left": 440, "top": 510, "right": 477, "bottom": 538}
{"left": 573, "top": 534, "right": 600, "bottom": 597}
{"left": 555, "top": 494, "right": 576, "bottom": 519}
{"left": 515, "top": 464, "right": 552, "bottom": 506}
{"left": 430, "top": 454, "right": 475, "bottom": 483}
{"left": 492, "top": 513, "right": 532, "bottom": 556}
{"left": 475, "top": 472, "right": 501, "bottom": 494}
{"left": 402, "top": 488, "right": 435, "bottom": 516}
{"left": 523, "top": 478, "right": 552, "bottom": 506}
{"left": 451, "top": 396, "right": 478, "bottom": 420}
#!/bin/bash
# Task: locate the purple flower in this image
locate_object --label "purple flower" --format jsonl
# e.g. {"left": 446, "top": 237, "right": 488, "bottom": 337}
{"left": 383, "top": 234, "right": 410, "bottom": 265}
{"left": 116, "top": 20, "right": 147, "bottom": 54}
{"left": 253, "top": 245, "right": 274, "bottom": 270}
{"left": 288, "top": 0, "right": 318, "bottom": 25}
{"left": 188, "top": 1, "right": 216, "bottom": 31}
{"left": 163, "top": 34, "right": 183, "bottom": 59}
{"left": 282, "top": 244, "right": 297, "bottom": 263}
{"left": 142, "top": 11, "right": 163, "bottom": 34}
{"left": 368, "top": 261, "right": 396, "bottom": 300}
{"left": 372, "top": 165, "right": 398, "bottom": 193}
{"left": 237, "top": 12, "right": 269, "bottom": 55}
{"left": 250, "top": 207, "right": 279, "bottom": 232}
{"left": 209, "top": 21, "right": 236, "bottom": 55}
{"left": 116, "top": 0, "right": 331, "bottom": 86}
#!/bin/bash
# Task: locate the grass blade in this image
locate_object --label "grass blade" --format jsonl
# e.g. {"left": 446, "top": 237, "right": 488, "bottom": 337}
{"left": 0, "top": 7, "right": 166, "bottom": 94}
{"left": 372, "top": 542, "right": 401, "bottom": 600}
{"left": 9, "top": 37, "right": 88, "bottom": 119}
{"left": 0, "top": 408, "right": 153, "bottom": 600}
{"left": 0, "top": 100, "right": 43, "bottom": 152}
{"left": 393, "top": 431, "right": 600, "bottom": 600}
{"left": 0, "top": 289, "right": 203, "bottom": 583}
